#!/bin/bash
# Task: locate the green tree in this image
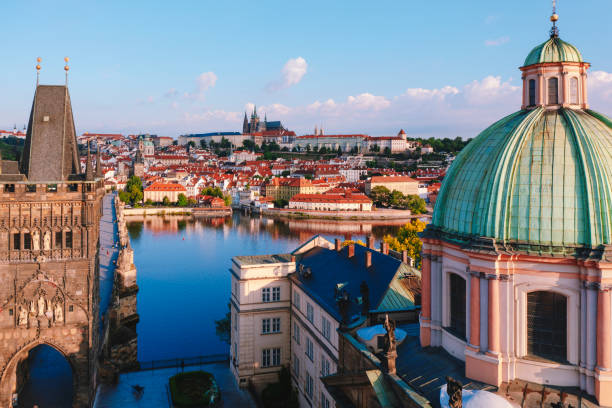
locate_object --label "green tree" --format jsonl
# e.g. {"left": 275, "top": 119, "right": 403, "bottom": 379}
{"left": 383, "top": 146, "right": 391, "bottom": 156}
{"left": 220, "top": 137, "right": 231, "bottom": 148}
{"left": 370, "top": 144, "right": 380, "bottom": 152}
{"left": 370, "top": 185, "right": 391, "bottom": 207}
{"left": 222, "top": 194, "right": 232, "bottom": 206}
{"left": 214, "top": 303, "right": 231, "bottom": 344}
{"left": 200, "top": 139, "right": 207, "bottom": 149}
{"left": 162, "top": 196, "right": 171, "bottom": 206}
{"left": 341, "top": 239, "right": 366, "bottom": 247}
{"left": 201, "top": 186, "right": 224, "bottom": 198}
{"left": 119, "top": 176, "right": 143, "bottom": 206}
{"left": 242, "top": 139, "right": 256, "bottom": 151}
{"left": 177, "top": 193, "right": 189, "bottom": 207}
{"left": 281, "top": 170, "right": 291, "bottom": 177}
{"left": 383, "top": 219, "right": 427, "bottom": 268}
{"left": 273, "top": 198, "right": 288, "bottom": 208}
{"left": 187, "top": 141, "right": 195, "bottom": 149}
{"left": 337, "top": 146, "right": 343, "bottom": 156}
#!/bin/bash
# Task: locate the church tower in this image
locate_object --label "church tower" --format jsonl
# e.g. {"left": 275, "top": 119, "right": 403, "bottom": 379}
{"left": 0, "top": 61, "right": 105, "bottom": 407}
{"left": 421, "top": 8, "right": 612, "bottom": 406}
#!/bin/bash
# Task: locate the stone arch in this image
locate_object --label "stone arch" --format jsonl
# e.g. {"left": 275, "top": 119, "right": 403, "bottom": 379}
{"left": 0, "top": 339, "right": 78, "bottom": 406}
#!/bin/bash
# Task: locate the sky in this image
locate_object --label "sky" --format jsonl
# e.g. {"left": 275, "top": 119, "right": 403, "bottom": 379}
{"left": 1, "top": 0, "right": 612, "bottom": 139}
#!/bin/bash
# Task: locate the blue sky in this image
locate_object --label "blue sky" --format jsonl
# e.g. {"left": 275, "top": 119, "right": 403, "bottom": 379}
{"left": 1, "top": 0, "right": 612, "bottom": 138}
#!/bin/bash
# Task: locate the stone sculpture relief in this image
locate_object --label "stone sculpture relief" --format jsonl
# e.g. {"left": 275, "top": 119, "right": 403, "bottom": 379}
{"left": 32, "top": 230, "right": 40, "bottom": 251}
{"left": 43, "top": 231, "right": 51, "bottom": 250}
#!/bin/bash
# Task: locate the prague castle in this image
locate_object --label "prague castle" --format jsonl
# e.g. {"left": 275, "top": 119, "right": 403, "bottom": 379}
{"left": 421, "top": 10, "right": 612, "bottom": 406}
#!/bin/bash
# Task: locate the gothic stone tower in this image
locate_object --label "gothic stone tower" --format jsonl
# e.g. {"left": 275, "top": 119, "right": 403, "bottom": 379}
{"left": 0, "top": 85, "right": 104, "bottom": 407}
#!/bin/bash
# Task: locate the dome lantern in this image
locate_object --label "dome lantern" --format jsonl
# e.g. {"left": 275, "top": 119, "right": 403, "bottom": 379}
{"left": 519, "top": 7, "right": 590, "bottom": 110}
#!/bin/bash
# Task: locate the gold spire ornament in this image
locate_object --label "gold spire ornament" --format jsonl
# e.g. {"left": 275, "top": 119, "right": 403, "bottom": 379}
{"left": 550, "top": 0, "right": 559, "bottom": 37}
{"left": 64, "top": 57, "right": 70, "bottom": 85}
{"left": 36, "top": 57, "right": 41, "bottom": 86}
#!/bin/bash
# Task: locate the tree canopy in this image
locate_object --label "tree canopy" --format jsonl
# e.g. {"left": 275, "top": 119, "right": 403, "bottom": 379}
{"left": 118, "top": 176, "right": 143, "bottom": 206}
{"left": 383, "top": 219, "right": 427, "bottom": 268}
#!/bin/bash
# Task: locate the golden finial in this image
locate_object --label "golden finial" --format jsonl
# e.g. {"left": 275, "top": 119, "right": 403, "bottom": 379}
{"left": 36, "top": 57, "right": 41, "bottom": 86}
{"left": 550, "top": 0, "right": 559, "bottom": 37}
{"left": 64, "top": 56, "right": 70, "bottom": 85}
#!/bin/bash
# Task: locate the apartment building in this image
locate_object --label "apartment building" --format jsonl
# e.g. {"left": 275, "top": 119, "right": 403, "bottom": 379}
{"left": 230, "top": 235, "right": 420, "bottom": 407}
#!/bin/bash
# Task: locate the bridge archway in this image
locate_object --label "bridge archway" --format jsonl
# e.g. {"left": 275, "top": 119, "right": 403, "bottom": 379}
{"left": 0, "top": 341, "right": 80, "bottom": 408}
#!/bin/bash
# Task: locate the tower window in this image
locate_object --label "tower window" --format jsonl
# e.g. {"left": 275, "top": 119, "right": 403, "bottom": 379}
{"left": 448, "top": 273, "right": 466, "bottom": 340}
{"left": 548, "top": 77, "right": 559, "bottom": 104}
{"left": 528, "top": 79, "right": 536, "bottom": 106}
{"left": 13, "top": 233, "right": 20, "bottom": 250}
{"left": 570, "top": 77, "right": 579, "bottom": 104}
{"left": 527, "top": 291, "right": 567, "bottom": 362}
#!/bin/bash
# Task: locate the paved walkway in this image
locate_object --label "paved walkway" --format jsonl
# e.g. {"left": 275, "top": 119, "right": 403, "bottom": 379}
{"left": 94, "top": 362, "right": 256, "bottom": 408}
{"left": 99, "top": 193, "right": 119, "bottom": 319}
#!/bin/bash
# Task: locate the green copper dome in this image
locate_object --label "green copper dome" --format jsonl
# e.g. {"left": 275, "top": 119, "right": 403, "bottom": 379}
{"left": 524, "top": 37, "right": 583, "bottom": 66}
{"left": 431, "top": 108, "right": 612, "bottom": 256}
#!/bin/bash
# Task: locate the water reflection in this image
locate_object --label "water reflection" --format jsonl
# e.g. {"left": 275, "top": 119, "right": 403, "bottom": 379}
{"left": 127, "top": 213, "right": 404, "bottom": 361}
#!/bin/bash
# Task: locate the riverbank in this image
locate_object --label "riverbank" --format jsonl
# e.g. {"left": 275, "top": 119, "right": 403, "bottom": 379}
{"left": 261, "top": 207, "right": 422, "bottom": 220}
{"left": 123, "top": 207, "right": 231, "bottom": 217}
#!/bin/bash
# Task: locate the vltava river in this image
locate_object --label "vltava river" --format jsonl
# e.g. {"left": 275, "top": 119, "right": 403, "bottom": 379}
{"left": 127, "top": 213, "right": 403, "bottom": 361}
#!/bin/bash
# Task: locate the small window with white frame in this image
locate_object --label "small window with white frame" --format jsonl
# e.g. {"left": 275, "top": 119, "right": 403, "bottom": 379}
{"left": 306, "top": 337, "right": 314, "bottom": 361}
{"left": 272, "top": 287, "right": 280, "bottom": 302}
{"left": 305, "top": 371, "right": 314, "bottom": 399}
{"left": 272, "top": 317, "right": 280, "bottom": 333}
{"left": 293, "top": 321, "right": 301, "bottom": 344}
{"left": 322, "top": 316, "right": 331, "bottom": 340}
{"left": 293, "top": 290, "right": 301, "bottom": 310}
{"left": 262, "top": 318, "right": 270, "bottom": 334}
{"left": 262, "top": 287, "right": 270, "bottom": 302}
{"left": 307, "top": 302, "right": 314, "bottom": 323}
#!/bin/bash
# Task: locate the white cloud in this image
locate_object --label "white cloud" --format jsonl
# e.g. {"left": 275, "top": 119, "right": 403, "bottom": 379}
{"left": 485, "top": 36, "right": 510, "bottom": 47}
{"left": 485, "top": 15, "right": 498, "bottom": 25}
{"left": 196, "top": 72, "right": 218, "bottom": 92}
{"left": 403, "top": 86, "right": 459, "bottom": 99}
{"left": 183, "top": 71, "right": 218, "bottom": 101}
{"left": 589, "top": 70, "right": 612, "bottom": 103}
{"left": 346, "top": 93, "right": 390, "bottom": 111}
{"left": 267, "top": 57, "right": 308, "bottom": 91}
{"left": 184, "top": 109, "right": 240, "bottom": 122}
{"left": 463, "top": 75, "right": 519, "bottom": 105}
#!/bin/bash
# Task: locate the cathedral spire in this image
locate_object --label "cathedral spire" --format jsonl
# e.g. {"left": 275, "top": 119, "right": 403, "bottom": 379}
{"left": 95, "top": 142, "right": 103, "bottom": 178}
{"left": 85, "top": 144, "right": 94, "bottom": 181}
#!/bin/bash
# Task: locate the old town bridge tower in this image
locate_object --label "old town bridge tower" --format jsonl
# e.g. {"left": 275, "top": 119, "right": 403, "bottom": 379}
{"left": 0, "top": 82, "right": 104, "bottom": 406}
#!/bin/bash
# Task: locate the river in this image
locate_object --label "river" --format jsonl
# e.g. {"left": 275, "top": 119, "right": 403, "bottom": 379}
{"left": 127, "top": 213, "right": 404, "bottom": 361}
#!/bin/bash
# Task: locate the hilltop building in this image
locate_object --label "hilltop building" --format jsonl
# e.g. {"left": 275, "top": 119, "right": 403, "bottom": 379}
{"left": 421, "top": 11, "right": 612, "bottom": 406}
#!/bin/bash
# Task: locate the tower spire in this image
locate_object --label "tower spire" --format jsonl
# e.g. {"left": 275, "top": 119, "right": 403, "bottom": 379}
{"left": 550, "top": 0, "right": 559, "bottom": 37}
{"left": 95, "top": 142, "right": 103, "bottom": 178}
{"left": 85, "top": 144, "right": 94, "bottom": 181}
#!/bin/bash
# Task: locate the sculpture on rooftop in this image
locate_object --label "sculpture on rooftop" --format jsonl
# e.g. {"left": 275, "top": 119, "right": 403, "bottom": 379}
{"left": 446, "top": 376, "right": 463, "bottom": 408}
{"left": 383, "top": 314, "right": 397, "bottom": 353}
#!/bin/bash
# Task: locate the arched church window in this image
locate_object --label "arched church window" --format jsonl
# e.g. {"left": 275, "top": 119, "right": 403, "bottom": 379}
{"left": 548, "top": 77, "right": 559, "bottom": 104}
{"left": 448, "top": 273, "right": 466, "bottom": 340}
{"left": 527, "top": 291, "right": 567, "bottom": 362}
{"left": 570, "top": 77, "right": 579, "bottom": 104}
{"left": 528, "top": 79, "right": 536, "bottom": 106}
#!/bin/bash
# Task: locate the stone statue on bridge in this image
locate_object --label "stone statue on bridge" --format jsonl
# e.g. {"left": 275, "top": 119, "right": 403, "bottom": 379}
{"left": 18, "top": 306, "right": 27, "bottom": 326}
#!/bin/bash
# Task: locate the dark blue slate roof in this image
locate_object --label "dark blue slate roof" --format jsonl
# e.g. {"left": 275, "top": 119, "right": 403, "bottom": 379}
{"left": 266, "top": 121, "right": 282, "bottom": 129}
{"left": 293, "top": 245, "right": 401, "bottom": 323}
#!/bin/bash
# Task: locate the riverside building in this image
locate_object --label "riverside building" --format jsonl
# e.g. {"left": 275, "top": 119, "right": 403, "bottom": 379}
{"left": 421, "top": 10, "right": 612, "bottom": 406}
{"left": 230, "top": 236, "right": 420, "bottom": 407}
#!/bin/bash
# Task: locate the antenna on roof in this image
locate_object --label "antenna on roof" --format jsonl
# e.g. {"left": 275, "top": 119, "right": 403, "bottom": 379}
{"left": 64, "top": 57, "right": 70, "bottom": 85}
{"left": 36, "top": 57, "right": 41, "bottom": 86}
{"left": 550, "top": 0, "right": 559, "bottom": 37}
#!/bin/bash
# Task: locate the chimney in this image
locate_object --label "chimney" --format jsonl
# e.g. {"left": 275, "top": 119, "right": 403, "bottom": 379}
{"left": 348, "top": 244, "right": 355, "bottom": 258}
{"left": 380, "top": 242, "right": 389, "bottom": 255}
{"left": 291, "top": 255, "right": 296, "bottom": 262}
{"left": 402, "top": 250, "right": 408, "bottom": 264}
{"left": 365, "top": 251, "right": 372, "bottom": 268}
{"left": 367, "top": 236, "right": 375, "bottom": 249}
{"left": 335, "top": 238, "right": 341, "bottom": 252}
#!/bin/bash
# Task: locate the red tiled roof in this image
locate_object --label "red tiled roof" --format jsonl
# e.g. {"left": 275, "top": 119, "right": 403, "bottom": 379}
{"left": 144, "top": 182, "right": 186, "bottom": 192}
{"left": 369, "top": 176, "right": 417, "bottom": 183}
{"left": 290, "top": 193, "right": 372, "bottom": 204}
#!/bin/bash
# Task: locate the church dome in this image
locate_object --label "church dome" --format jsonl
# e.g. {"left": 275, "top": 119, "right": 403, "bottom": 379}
{"left": 431, "top": 107, "right": 612, "bottom": 256}
{"left": 524, "top": 36, "right": 583, "bottom": 66}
